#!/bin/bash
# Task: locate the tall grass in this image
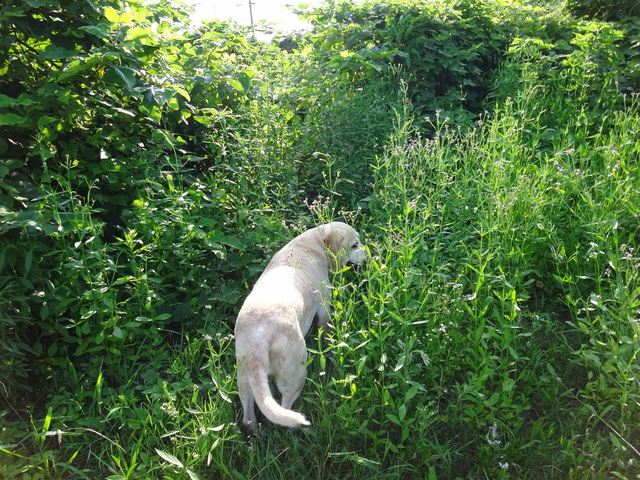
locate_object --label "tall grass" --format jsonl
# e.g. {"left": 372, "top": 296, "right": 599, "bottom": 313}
{"left": 287, "top": 53, "right": 639, "bottom": 477}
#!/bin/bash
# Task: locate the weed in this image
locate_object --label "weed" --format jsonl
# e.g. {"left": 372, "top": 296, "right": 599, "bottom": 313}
{"left": 2, "top": 0, "right": 639, "bottom": 478}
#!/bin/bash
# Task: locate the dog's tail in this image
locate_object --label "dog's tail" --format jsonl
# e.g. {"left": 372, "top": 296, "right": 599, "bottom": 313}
{"left": 248, "top": 348, "right": 311, "bottom": 430}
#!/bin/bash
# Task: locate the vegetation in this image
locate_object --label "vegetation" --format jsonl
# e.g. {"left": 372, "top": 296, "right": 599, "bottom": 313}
{"left": 1, "top": 0, "right": 638, "bottom": 478}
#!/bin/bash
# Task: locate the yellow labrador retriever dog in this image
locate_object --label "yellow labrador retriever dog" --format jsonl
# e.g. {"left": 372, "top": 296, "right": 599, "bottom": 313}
{"left": 235, "top": 222, "right": 367, "bottom": 433}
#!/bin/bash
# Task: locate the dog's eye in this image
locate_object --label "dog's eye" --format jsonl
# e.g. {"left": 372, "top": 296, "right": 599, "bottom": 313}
{"left": 351, "top": 243, "right": 360, "bottom": 249}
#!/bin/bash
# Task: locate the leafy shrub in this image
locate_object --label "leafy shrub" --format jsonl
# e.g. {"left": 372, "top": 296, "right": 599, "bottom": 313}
{"left": 2, "top": 0, "right": 639, "bottom": 478}
{"left": 566, "top": 0, "right": 639, "bottom": 20}
{"left": 283, "top": 0, "right": 519, "bottom": 210}
{"left": 0, "top": 0, "right": 291, "bottom": 394}
{"left": 298, "top": 0, "right": 505, "bottom": 123}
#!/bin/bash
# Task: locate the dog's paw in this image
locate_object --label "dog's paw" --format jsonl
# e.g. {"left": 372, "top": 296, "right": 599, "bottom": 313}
{"left": 242, "top": 421, "right": 259, "bottom": 436}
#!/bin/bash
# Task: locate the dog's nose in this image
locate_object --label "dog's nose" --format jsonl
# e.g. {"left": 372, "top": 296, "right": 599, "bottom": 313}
{"left": 351, "top": 247, "right": 368, "bottom": 265}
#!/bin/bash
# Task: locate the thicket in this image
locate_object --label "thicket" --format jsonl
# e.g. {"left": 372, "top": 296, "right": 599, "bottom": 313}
{"left": 1, "top": 0, "right": 639, "bottom": 478}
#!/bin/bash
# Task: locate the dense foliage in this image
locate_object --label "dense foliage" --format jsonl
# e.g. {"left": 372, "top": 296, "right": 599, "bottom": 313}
{"left": 1, "top": 0, "right": 638, "bottom": 478}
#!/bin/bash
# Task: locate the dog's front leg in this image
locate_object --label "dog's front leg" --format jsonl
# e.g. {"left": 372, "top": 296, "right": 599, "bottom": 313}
{"left": 315, "top": 281, "right": 332, "bottom": 329}
{"left": 315, "top": 302, "right": 331, "bottom": 329}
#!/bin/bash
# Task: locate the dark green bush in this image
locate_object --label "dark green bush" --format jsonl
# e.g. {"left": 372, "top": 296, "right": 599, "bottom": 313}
{"left": 298, "top": 0, "right": 506, "bottom": 122}
{"left": 2, "top": 0, "right": 639, "bottom": 478}
{"left": 566, "top": 0, "right": 639, "bottom": 20}
{"left": 0, "top": 0, "right": 290, "bottom": 398}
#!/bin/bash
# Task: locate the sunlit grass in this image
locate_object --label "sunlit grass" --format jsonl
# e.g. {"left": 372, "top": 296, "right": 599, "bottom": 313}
{"left": 2, "top": 5, "right": 639, "bottom": 480}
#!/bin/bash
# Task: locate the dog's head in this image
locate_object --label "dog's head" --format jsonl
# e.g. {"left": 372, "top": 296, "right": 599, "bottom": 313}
{"left": 320, "top": 222, "right": 368, "bottom": 270}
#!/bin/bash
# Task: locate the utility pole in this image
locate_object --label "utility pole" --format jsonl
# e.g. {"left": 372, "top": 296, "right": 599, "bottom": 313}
{"left": 235, "top": 0, "right": 255, "bottom": 27}
{"left": 248, "top": 0, "right": 254, "bottom": 27}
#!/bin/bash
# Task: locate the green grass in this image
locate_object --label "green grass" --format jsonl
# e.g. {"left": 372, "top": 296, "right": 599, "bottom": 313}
{"left": 2, "top": 1, "right": 640, "bottom": 479}
{"left": 4, "top": 98, "right": 639, "bottom": 479}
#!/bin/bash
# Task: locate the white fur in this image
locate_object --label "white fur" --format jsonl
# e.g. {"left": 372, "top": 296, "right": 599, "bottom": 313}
{"left": 234, "top": 222, "right": 367, "bottom": 433}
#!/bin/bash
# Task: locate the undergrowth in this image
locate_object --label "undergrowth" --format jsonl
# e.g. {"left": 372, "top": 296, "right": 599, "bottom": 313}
{"left": 1, "top": 0, "right": 639, "bottom": 478}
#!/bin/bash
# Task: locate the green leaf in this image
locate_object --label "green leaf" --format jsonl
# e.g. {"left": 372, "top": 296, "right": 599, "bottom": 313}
{"left": 112, "top": 326, "right": 124, "bottom": 339}
{"left": 546, "top": 363, "right": 556, "bottom": 376}
{"left": 125, "top": 26, "right": 152, "bottom": 43}
{"left": 584, "top": 352, "right": 602, "bottom": 367}
{"left": 80, "top": 24, "right": 111, "bottom": 39}
{"left": 398, "top": 404, "right": 407, "bottom": 421}
{"left": 609, "top": 432, "right": 622, "bottom": 449}
{"left": 0, "top": 113, "right": 31, "bottom": 127}
{"left": 486, "top": 392, "right": 500, "bottom": 407}
{"left": 24, "top": 250, "right": 33, "bottom": 274}
{"left": 32, "top": 340, "right": 43, "bottom": 356}
{"left": 103, "top": 7, "right": 120, "bottom": 23}
{"left": 385, "top": 413, "right": 401, "bottom": 426}
{"left": 42, "top": 407, "right": 52, "bottom": 432}
{"left": 151, "top": 88, "right": 177, "bottom": 105}
{"left": 102, "top": 296, "right": 114, "bottom": 310}
{"left": 39, "top": 303, "right": 49, "bottom": 321}
{"left": 24, "top": 0, "right": 50, "bottom": 7}
{"left": 0, "top": 249, "right": 7, "bottom": 274}
{"left": 508, "top": 346, "right": 519, "bottom": 360}
{"left": 186, "top": 469, "right": 202, "bottom": 480}
{"left": 405, "top": 385, "right": 419, "bottom": 402}
{"left": 173, "top": 86, "right": 191, "bottom": 102}
{"left": 156, "top": 449, "right": 183, "bottom": 468}
{"left": 219, "top": 235, "right": 244, "bottom": 250}
{"left": 40, "top": 44, "right": 76, "bottom": 60}
{"left": 394, "top": 354, "right": 405, "bottom": 372}
{"left": 226, "top": 76, "right": 245, "bottom": 93}
{"left": 57, "top": 55, "right": 100, "bottom": 82}
{"left": 0, "top": 94, "right": 17, "bottom": 107}
{"left": 111, "top": 66, "right": 137, "bottom": 90}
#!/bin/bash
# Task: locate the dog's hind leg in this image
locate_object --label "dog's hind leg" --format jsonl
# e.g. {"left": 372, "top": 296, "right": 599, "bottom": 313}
{"left": 237, "top": 360, "right": 258, "bottom": 433}
{"left": 276, "top": 342, "right": 308, "bottom": 411}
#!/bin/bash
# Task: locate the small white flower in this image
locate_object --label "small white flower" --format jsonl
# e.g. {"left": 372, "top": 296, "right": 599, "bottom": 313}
{"left": 486, "top": 422, "right": 501, "bottom": 446}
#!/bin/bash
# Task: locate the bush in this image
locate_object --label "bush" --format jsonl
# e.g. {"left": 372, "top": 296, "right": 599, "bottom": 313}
{"left": 2, "top": 0, "right": 639, "bottom": 478}
{"left": 567, "top": 0, "right": 639, "bottom": 20}
{"left": 298, "top": 0, "right": 505, "bottom": 123}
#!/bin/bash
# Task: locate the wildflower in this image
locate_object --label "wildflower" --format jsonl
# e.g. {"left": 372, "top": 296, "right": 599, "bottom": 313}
{"left": 486, "top": 422, "right": 501, "bottom": 446}
{"left": 160, "top": 402, "right": 178, "bottom": 417}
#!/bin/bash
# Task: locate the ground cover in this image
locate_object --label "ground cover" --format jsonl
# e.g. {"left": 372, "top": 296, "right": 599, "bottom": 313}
{"left": 1, "top": 0, "right": 638, "bottom": 478}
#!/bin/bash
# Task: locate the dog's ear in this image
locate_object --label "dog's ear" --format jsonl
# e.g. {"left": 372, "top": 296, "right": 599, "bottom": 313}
{"left": 323, "top": 228, "right": 346, "bottom": 271}
{"left": 323, "top": 229, "right": 344, "bottom": 256}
